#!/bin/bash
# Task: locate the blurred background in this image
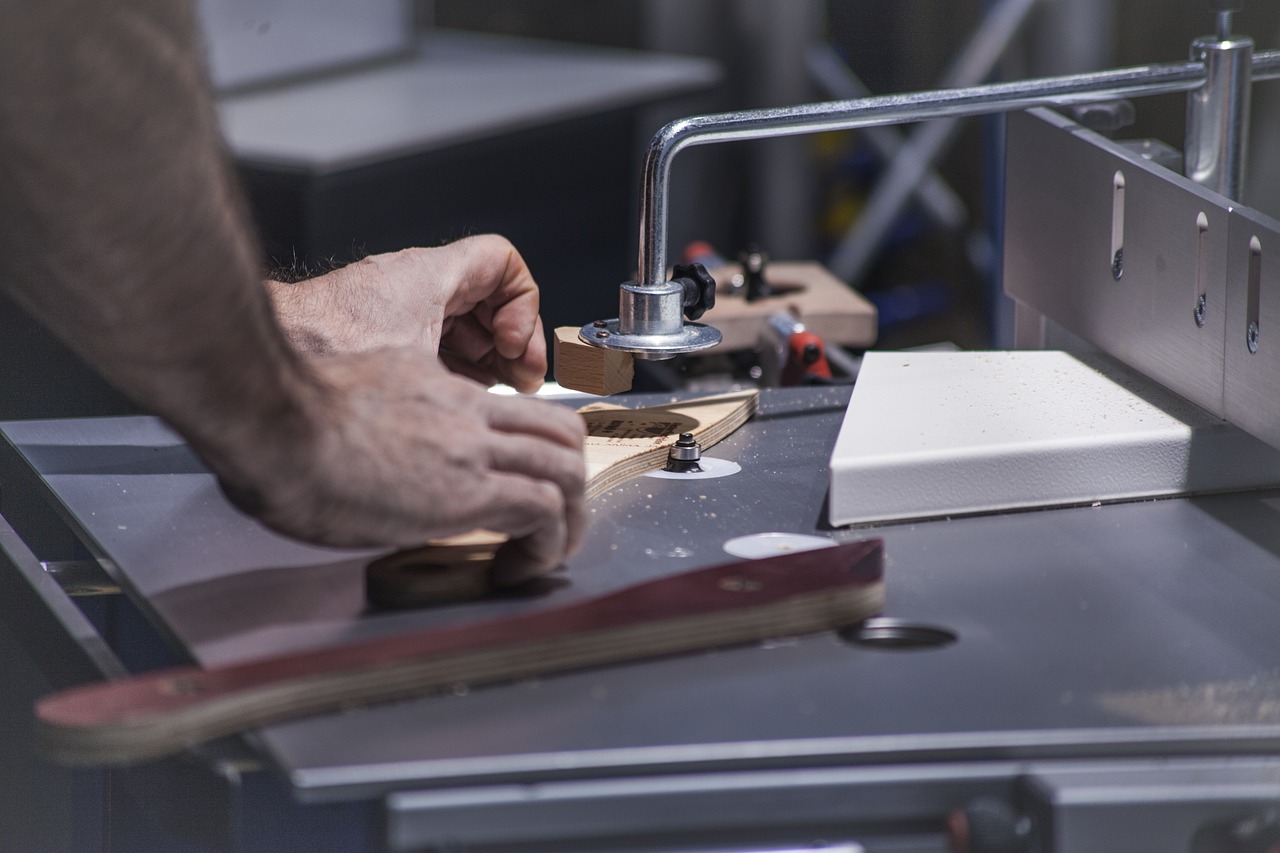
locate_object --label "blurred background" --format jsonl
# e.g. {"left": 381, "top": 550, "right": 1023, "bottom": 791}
{"left": 4, "top": 0, "right": 1280, "bottom": 415}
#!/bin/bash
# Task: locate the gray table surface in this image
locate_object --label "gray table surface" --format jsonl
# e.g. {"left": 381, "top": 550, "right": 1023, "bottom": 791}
{"left": 7, "top": 387, "right": 1280, "bottom": 803}
{"left": 217, "top": 30, "right": 722, "bottom": 173}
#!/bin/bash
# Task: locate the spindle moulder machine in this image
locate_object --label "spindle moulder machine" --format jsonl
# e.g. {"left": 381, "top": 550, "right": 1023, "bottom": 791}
{"left": 10, "top": 3, "right": 1280, "bottom": 851}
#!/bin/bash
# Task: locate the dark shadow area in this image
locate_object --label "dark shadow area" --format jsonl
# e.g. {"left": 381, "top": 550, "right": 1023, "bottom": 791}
{"left": 148, "top": 553, "right": 576, "bottom": 656}
{"left": 15, "top": 443, "right": 207, "bottom": 477}
{"left": 1187, "top": 488, "right": 1280, "bottom": 570}
{"left": 490, "top": 573, "right": 571, "bottom": 600}
{"left": 753, "top": 389, "right": 854, "bottom": 423}
{"left": 238, "top": 111, "right": 637, "bottom": 378}
{"left": 147, "top": 556, "right": 371, "bottom": 652}
{"left": 0, "top": 292, "right": 138, "bottom": 422}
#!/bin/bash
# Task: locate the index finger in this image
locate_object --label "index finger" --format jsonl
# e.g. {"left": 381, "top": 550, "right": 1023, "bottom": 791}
{"left": 443, "top": 234, "right": 542, "bottom": 364}
{"left": 484, "top": 394, "right": 586, "bottom": 453}
{"left": 443, "top": 312, "right": 547, "bottom": 392}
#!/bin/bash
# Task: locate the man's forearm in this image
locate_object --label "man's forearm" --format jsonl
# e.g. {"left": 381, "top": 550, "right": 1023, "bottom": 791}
{"left": 0, "top": 1, "right": 322, "bottom": 485}
{"left": 0, "top": 1, "right": 589, "bottom": 572}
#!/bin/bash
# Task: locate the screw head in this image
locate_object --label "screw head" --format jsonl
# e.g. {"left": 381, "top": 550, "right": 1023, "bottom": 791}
{"left": 595, "top": 330, "right": 610, "bottom": 339}
{"left": 1111, "top": 249, "right": 1124, "bottom": 281}
{"left": 592, "top": 320, "right": 608, "bottom": 328}
{"left": 1248, "top": 321, "right": 1260, "bottom": 353}
{"left": 1194, "top": 294, "right": 1207, "bottom": 328}
{"left": 718, "top": 576, "right": 764, "bottom": 593}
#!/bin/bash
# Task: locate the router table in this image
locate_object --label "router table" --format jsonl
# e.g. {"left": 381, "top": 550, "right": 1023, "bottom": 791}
{"left": 7, "top": 384, "right": 1280, "bottom": 852}
{"left": 10, "top": 4, "right": 1280, "bottom": 851}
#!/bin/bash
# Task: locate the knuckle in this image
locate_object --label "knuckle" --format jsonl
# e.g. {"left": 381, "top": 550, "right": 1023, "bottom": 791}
{"left": 565, "top": 454, "right": 586, "bottom": 490}
{"left": 472, "top": 232, "right": 512, "bottom": 252}
{"left": 533, "top": 477, "right": 565, "bottom": 508}
{"left": 550, "top": 407, "right": 587, "bottom": 440}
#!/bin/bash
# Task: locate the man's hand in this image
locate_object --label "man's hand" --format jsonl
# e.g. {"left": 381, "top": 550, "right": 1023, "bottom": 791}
{"left": 216, "top": 348, "right": 586, "bottom": 584}
{"left": 0, "top": 4, "right": 585, "bottom": 578}
{"left": 267, "top": 235, "right": 547, "bottom": 392}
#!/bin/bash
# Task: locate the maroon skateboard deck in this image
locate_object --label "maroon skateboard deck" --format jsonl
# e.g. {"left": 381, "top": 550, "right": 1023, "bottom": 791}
{"left": 39, "top": 539, "right": 884, "bottom": 766}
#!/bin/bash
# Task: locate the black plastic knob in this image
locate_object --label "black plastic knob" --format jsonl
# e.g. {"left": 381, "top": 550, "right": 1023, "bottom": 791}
{"left": 671, "top": 262, "right": 716, "bottom": 321}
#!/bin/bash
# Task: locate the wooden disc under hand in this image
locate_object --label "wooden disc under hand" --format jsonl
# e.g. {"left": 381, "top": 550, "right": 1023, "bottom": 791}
{"left": 366, "top": 548, "right": 496, "bottom": 609}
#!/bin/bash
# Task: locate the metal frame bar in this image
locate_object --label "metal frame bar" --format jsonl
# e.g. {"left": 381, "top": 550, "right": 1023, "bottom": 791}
{"left": 587, "top": 43, "right": 1280, "bottom": 359}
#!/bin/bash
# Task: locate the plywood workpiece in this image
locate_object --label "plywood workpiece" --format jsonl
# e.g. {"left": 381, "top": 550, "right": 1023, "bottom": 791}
{"left": 700, "top": 260, "right": 878, "bottom": 352}
{"left": 367, "top": 389, "right": 760, "bottom": 607}
{"left": 37, "top": 540, "right": 885, "bottom": 766}
{"left": 554, "top": 326, "right": 635, "bottom": 395}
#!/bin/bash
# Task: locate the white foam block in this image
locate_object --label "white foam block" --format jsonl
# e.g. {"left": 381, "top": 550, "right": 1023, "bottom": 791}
{"left": 829, "top": 350, "right": 1280, "bottom": 526}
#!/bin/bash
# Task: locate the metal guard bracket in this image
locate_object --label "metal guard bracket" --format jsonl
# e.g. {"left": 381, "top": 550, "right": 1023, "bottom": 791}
{"left": 577, "top": 320, "right": 722, "bottom": 360}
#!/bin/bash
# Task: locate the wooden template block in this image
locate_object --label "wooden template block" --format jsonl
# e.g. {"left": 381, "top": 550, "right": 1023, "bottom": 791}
{"left": 553, "top": 326, "right": 634, "bottom": 395}
{"left": 697, "top": 261, "right": 878, "bottom": 352}
{"left": 367, "top": 389, "right": 760, "bottom": 608}
{"left": 37, "top": 539, "right": 884, "bottom": 766}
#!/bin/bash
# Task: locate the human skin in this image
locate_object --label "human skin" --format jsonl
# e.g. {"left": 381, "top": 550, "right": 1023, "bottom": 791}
{"left": 0, "top": 1, "right": 586, "bottom": 583}
{"left": 265, "top": 236, "right": 549, "bottom": 392}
